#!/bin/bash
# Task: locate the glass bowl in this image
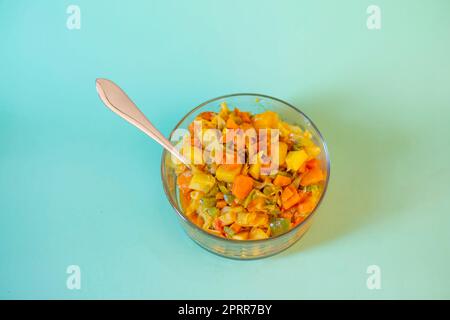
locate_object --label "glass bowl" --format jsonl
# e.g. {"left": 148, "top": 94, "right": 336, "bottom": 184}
{"left": 161, "top": 94, "right": 330, "bottom": 259}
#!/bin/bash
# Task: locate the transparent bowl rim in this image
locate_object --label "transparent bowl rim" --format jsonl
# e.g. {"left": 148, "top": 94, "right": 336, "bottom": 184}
{"left": 160, "top": 93, "right": 331, "bottom": 243}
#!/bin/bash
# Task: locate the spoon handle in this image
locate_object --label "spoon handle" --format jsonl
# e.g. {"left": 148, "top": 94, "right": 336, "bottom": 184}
{"left": 95, "top": 78, "right": 189, "bottom": 166}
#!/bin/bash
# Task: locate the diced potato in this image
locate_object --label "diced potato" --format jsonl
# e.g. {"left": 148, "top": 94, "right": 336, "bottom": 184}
{"left": 236, "top": 212, "right": 256, "bottom": 227}
{"left": 232, "top": 231, "right": 249, "bottom": 240}
{"left": 252, "top": 111, "right": 279, "bottom": 129}
{"left": 305, "top": 146, "right": 321, "bottom": 159}
{"left": 253, "top": 213, "right": 269, "bottom": 227}
{"left": 249, "top": 227, "right": 269, "bottom": 240}
{"left": 249, "top": 163, "right": 260, "bottom": 180}
{"left": 219, "top": 211, "right": 237, "bottom": 226}
{"left": 215, "top": 164, "right": 242, "bottom": 183}
{"left": 236, "top": 212, "right": 267, "bottom": 227}
{"left": 219, "top": 102, "right": 230, "bottom": 120}
{"left": 185, "top": 197, "right": 201, "bottom": 216}
{"left": 278, "top": 121, "right": 291, "bottom": 138}
{"left": 285, "top": 150, "right": 308, "bottom": 171}
{"left": 289, "top": 124, "right": 303, "bottom": 135}
{"left": 188, "top": 172, "right": 216, "bottom": 193}
{"left": 199, "top": 211, "right": 213, "bottom": 229}
{"left": 190, "top": 191, "right": 204, "bottom": 200}
{"left": 278, "top": 141, "right": 288, "bottom": 165}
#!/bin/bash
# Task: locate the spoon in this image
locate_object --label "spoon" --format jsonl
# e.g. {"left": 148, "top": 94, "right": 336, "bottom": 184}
{"left": 95, "top": 78, "right": 190, "bottom": 167}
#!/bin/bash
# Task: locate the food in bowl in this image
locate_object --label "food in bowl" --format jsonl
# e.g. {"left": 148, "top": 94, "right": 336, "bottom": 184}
{"left": 170, "top": 101, "right": 326, "bottom": 241}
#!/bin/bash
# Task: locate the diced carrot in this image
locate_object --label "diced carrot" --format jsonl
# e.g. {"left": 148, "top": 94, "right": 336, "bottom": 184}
{"left": 193, "top": 214, "right": 203, "bottom": 227}
{"left": 306, "top": 159, "right": 320, "bottom": 170}
{"left": 230, "top": 222, "right": 241, "bottom": 233}
{"left": 283, "top": 192, "right": 301, "bottom": 210}
{"left": 293, "top": 215, "right": 306, "bottom": 226}
{"left": 273, "top": 175, "right": 292, "bottom": 187}
{"left": 298, "top": 190, "right": 308, "bottom": 203}
{"left": 297, "top": 195, "right": 316, "bottom": 214}
{"left": 300, "top": 168, "right": 325, "bottom": 186}
{"left": 252, "top": 111, "right": 279, "bottom": 129}
{"left": 281, "top": 185, "right": 302, "bottom": 210}
{"left": 280, "top": 212, "right": 293, "bottom": 220}
{"left": 199, "top": 111, "right": 215, "bottom": 121}
{"left": 216, "top": 192, "right": 224, "bottom": 200}
{"left": 232, "top": 175, "right": 254, "bottom": 200}
{"left": 177, "top": 171, "right": 192, "bottom": 194}
{"left": 281, "top": 185, "right": 295, "bottom": 202}
{"left": 213, "top": 218, "right": 223, "bottom": 232}
{"left": 216, "top": 200, "right": 227, "bottom": 209}
{"left": 240, "top": 112, "right": 251, "bottom": 123}
{"left": 298, "top": 161, "right": 308, "bottom": 173}
{"left": 179, "top": 191, "right": 191, "bottom": 211}
{"left": 226, "top": 117, "right": 239, "bottom": 129}
{"left": 240, "top": 122, "right": 253, "bottom": 131}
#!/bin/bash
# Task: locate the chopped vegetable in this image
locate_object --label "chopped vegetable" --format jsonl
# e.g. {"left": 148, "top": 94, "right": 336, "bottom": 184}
{"left": 278, "top": 141, "right": 288, "bottom": 165}
{"left": 270, "top": 218, "right": 291, "bottom": 237}
{"left": 273, "top": 175, "right": 292, "bottom": 187}
{"left": 281, "top": 185, "right": 301, "bottom": 210}
{"left": 205, "top": 207, "right": 219, "bottom": 217}
{"left": 223, "top": 193, "right": 236, "bottom": 205}
{"left": 215, "top": 192, "right": 224, "bottom": 200}
{"left": 305, "top": 145, "right": 321, "bottom": 159}
{"left": 236, "top": 212, "right": 256, "bottom": 227}
{"left": 285, "top": 150, "right": 308, "bottom": 171}
{"left": 216, "top": 200, "right": 227, "bottom": 209}
{"left": 249, "top": 227, "right": 269, "bottom": 240}
{"left": 297, "top": 195, "right": 316, "bottom": 214}
{"left": 219, "top": 210, "right": 237, "bottom": 225}
{"left": 200, "top": 197, "right": 216, "bottom": 208}
{"left": 230, "top": 222, "right": 242, "bottom": 234}
{"left": 232, "top": 175, "right": 254, "bottom": 200}
{"left": 218, "top": 183, "right": 229, "bottom": 194}
{"left": 226, "top": 117, "right": 239, "bottom": 129}
{"left": 189, "top": 172, "right": 215, "bottom": 193}
{"left": 252, "top": 111, "right": 279, "bottom": 129}
{"left": 177, "top": 171, "right": 192, "bottom": 194}
{"left": 215, "top": 164, "right": 242, "bottom": 183}
{"left": 248, "top": 163, "right": 261, "bottom": 180}
{"left": 223, "top": 226, "right": 235, "bottom": 237}
{"left": 247, "top": 197, "right": 265, "bottom": 212}
{"left": 300, "top": 167, "right": 325, "bottom": 186}
{"left": 281, "top": 185, "right": 294, "bottom": 202}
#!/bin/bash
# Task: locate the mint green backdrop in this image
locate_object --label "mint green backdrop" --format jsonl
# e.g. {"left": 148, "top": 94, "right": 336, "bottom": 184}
{"left": 1, "top": 0, "right": 449, "bottom": 299}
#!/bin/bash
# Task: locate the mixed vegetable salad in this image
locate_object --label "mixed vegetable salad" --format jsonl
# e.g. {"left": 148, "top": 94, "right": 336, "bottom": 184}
{"left": 172, "top": 102, "right": 326, "bottom": 240}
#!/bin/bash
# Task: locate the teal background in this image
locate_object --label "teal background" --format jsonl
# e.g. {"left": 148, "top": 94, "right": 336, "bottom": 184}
{"left": 1, "top": 0, "right": 449, "bottom": 299}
